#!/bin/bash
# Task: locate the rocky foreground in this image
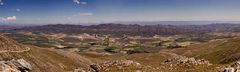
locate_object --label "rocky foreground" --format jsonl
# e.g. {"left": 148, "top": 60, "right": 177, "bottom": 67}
{"left": 164, "top": 55, "right": 212, "bottom": 66}
{"left": 73, "top": 55, "right": 219, "bottom": 72}
{"left": 0, "top": 59, "right": 32, "bottom": 72}
{"left": 0, "top": 53, "right": 234, "bottom": 72}
{"left": 223, "top": 61, "right": 240, "bottom": 72}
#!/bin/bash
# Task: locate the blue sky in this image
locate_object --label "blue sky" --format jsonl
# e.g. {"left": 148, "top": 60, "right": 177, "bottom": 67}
{"left": 1, "top": 0, "right": 240, "bottom": 24}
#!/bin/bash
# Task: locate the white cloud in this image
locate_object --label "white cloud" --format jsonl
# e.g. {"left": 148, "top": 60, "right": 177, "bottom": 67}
{"left": 73, "top": 0, "right": 87, "bottom": 5}
{"left": 0, "top": 0, "right": 3, "bottom": 6}
{"left": 81, "top": 2, "right": 87, "bottom": 5}
{"left": 0, "top": 16, "right": 17, "bottom": 22}
{"left": 6, "top": 16, "right": 16, "bottom": 21}
{"left": 16, "top": 9, "right": 21, "bottom": 12}
{"left": 79, "top": 13, "right": 93, "bottom": 16}
{"left": 73, "top": 0, "right": 80, "bottom": 4}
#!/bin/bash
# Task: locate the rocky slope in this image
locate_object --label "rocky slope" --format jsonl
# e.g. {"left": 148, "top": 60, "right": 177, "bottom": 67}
{"left": 0, "top": 34, "right": 93, "bottom": 72}
{"left": 0, "top": 59, "right": 32, "bottom": 72}
{"left": 169, "top": 37, "right": 240, "bottom": 64}
{"left": 81, "top": 37, "right": 240, "bottom": 72}
{"left": 0, "top": 34, "right": 28, "bottom": 52}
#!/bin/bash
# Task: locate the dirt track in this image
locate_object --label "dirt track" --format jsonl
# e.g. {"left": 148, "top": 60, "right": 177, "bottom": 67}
{"left": 0, "top": 47, "right": 30, "bottom": 53}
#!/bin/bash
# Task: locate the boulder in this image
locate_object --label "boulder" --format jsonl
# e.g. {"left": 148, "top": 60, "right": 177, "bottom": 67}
{"left": 90, "top": 64, "right": 100, "bottom": 72}
{"left": 223, "top": 67, "right": 235, "bottom": 72}
{"left": 16, "top": 59, "right": 32, "bottom": 71}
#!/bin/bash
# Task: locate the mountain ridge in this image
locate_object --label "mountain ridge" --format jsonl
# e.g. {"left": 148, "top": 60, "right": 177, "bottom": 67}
{"left": 7, "top": 23, "right": 240, "bottom": 37}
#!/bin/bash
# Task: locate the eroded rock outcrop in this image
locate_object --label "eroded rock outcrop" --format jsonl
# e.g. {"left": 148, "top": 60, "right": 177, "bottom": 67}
{"left": 223, "top": 61, "right": 240, "bottom": 72}
{"left": 96, "top": 60, "right": 141, "bottom": 71}
{"left": 164, "top": 55, "right": 212, "bottom": 66}
{"left": 0, "top": 59, "right": 32, "bottom": 72}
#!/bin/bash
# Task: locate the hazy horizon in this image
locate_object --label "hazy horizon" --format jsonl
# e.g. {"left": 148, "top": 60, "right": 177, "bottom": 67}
{"left": 1, "top": 21, "right": 240, "bottom": 26}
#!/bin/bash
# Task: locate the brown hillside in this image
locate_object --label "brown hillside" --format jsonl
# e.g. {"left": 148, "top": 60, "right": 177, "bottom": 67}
{"left": 0, "top": 34, "right": 28, "bottom": 52}
{"left": 0, "top": 34, "right": 94, "bottom": 72}
{"left": 168, "top": 37, "right": 240, "bottom": 64}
